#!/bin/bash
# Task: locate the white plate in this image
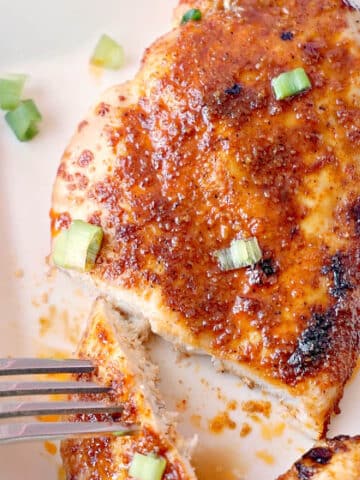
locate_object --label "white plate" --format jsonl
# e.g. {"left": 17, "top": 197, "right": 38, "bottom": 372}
{"left": 1, "top": 1, "right": 359, "bottom": 479}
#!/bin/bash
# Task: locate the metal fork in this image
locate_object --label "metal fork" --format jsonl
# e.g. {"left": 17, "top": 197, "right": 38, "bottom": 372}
{"left": 0, "top": 358, "right": 138, "bottom": 444}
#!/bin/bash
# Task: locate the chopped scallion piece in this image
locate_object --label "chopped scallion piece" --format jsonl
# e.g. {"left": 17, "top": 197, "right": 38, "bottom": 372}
{"left": 214, "top": 238, "right": 262, "bottom": 271}
{"left": 0, "top": 74, "right": 27, "bottom": 110}
{"left": 90, "top": 34, "right": 125, "bottom": 70}
{"left": 129, "top": 453, "right": 167, "bottom": 480}
{"left": 113, "top": 431, "right": 127, "bottom": 437}
{"left": 52, "top": 220, "right": 103, "bottom": 272}
{"left": 5, "top": 99, "right": 42, "bottom": 141}
{"left": 181, "top": 8, "right": 202, "bottom": 24}
{"left": 271, "top": 67, "right": 311, "bottom": 100}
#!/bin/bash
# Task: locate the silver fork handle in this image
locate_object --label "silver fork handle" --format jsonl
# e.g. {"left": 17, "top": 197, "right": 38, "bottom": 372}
{"left": 0, "top": 359, "right": 94, "bottom": 375}
{"left": 0, "top": 422, "right": 138, "bottom": 444}
{"left": 0, "top": 381, "right": 110, "bottom": 397}
{"left": 0, "top": 401, "right": 123, "bottom": 419}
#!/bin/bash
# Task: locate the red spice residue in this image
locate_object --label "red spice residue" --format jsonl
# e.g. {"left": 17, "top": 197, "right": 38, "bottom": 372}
{"left": 78, "top": 149, "right": 94, "bottom": 167}
{"left": 77, "top": 120, "right": 88, "bottom": 132}
{"left": 88, "top": 211, "right": 102, "bottom": 226}
{"left": 96, "top": 102, "right": 111, "bottom": 116}
{"left": 176, "top": 398, "right": 188, "bottom": 412}
{"left": 50, "top": 209, "right": 71, "bottom": 237}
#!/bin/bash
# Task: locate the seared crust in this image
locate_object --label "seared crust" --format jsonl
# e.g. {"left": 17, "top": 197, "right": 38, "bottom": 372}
{"left": 60, "top": 299, "right": 196, "bottom": 480}
{"left": 52, "top": 0, "right": 360, "bottom": 437}
{"left": 278, "top": 436, "right": 360, "bottom": 479}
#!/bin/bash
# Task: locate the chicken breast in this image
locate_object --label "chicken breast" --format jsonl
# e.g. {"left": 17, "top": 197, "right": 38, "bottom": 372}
{"left": 52, "top": 0, "right": 360, "bottom": 438}
{"left": 278, "top": 436, "right": 360, "bottom": 480}
{"left": 61, "top": 298, "right": 197, "bottom": 479}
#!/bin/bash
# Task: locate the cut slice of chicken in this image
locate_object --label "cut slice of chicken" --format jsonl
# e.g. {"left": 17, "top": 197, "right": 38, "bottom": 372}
{"left": 52, "top": 0, "right": 360, "bottom": 438}
{"left": 60, "top": 298, "right": 197, "bottom": 480}
{"left": 278, "top": 436, "right": 360, "bottom": 480}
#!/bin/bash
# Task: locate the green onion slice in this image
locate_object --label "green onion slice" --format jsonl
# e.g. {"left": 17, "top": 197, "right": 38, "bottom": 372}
{"left": 271, "top": 67, "right": 311, "bottom": 100}
{"left": 129, "top": 453, "right": 167, "bottom": 480}
{"left": 214, "top": 237, "right": 262, "bottom": 271}
{"left": 181, "top": 8, "right": 202, "bottom": 24}
{"left": 90, "top": 34, "right": 125, "bottom": 70}
{"left": 52, "top": 220, "right": 103, "bottom": 273}
{"left": 0, "top": 74, "right": 27, "bottom": 110}
{"left": 5, "top": 99, "right": 42, "bottom": 141}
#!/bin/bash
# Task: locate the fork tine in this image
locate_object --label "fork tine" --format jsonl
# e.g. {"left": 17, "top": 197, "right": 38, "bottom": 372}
{"left": 0, "top": 422, "right": 138, "bottom": 444}
{"left": 0, "top": 381, "right": 110, "bottom": 397}
{"left": 0, "top": 358, "right": 94, "bottom": 376}
{"left": 0, "top": 401, "right": 123, "bottom": 419}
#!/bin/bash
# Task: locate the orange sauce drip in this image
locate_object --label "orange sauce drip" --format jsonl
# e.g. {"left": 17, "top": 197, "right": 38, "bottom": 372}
{"left": 256, "top": 450, "right": 275, "bottom": 465}
{"left": 176, "top": 398, "right": 188, "bottom": 412}
{"left": 261, "top": 422, "right": 286, "bottom": 441}
{"left": 227, "top": 400, "right": 238, "bottom": 411}
{"left": 44, "top": 440, "right": 57, "bottom": 456}
{"left": 242, "top": 400, "right": 272, "bottom": 418}
{"left": 208, "top": 411, "right": 236, "bottom": 434}
{"left": 190, "top": 414, "right": 202, "bottom": 428}
{"left": 58, "top": 466, "right": 66, "bottom": 480}
{"left": 240, "top": 423, "right": 252, "bottom": 437}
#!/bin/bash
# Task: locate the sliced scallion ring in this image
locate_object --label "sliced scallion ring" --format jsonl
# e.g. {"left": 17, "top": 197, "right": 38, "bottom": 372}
{"left": 5, "top": 99, "right": 42, "bottom": 141}
{"left": 129, "top": 453, "right": 167, "bottom": 480}
{"left": 52, "top": 220, "right": 103, "bottom": 272}
{"left": 90, "top": 34, "right": 125, "bottom": 70}
{"left": 0, "top": 74, "right": 27, "bottom": 110}
{"left": 214, "top": 237, "right": 262, "bottom": 271}
{"left": 181, "top": 8, "right": 202, "bottom": 24}
{"left": 271, "top": 67, "right": 311, "bottom": 100}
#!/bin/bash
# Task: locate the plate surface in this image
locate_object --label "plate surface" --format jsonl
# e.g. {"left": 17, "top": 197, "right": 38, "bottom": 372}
{"left": 1, "top": 1, "right": 359, "bottom": 478}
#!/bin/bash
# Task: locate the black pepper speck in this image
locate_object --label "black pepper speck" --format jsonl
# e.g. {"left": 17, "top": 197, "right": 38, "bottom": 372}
{"left": 281, "top": 31, "right": 294, "bottom": 40}
{"left": 305, "top": 447, "right": 333, "bottom": 465}
{"left": 288, "top": 311, "right": 333, "bottom": 373}
{"left": 260, "top": 258, "right": 275, "bottom": 276}
{"left": 224, "top": 83, "right": 242, "bottom": 95}
{"left": 295, "top": 461, "right": 314, "bottom": 480}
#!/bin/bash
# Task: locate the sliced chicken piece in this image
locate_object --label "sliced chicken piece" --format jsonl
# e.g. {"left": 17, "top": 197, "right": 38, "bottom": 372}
{"left": 61, "top": 298, "right": 197, "bottom": 480}
{"left": 52, "top": 0, "right": 360, "bottom": 438}
{"left": 278, "top": 436, "right": 360, "bottom": 480}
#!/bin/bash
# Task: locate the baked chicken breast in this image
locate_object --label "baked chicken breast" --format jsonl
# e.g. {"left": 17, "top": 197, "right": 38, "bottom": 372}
{"left": 61, "top": 298, "right": 197, "bottom": 479}
{"left": 278, "top": 436, "right": 360, "bottom": 480}
{"left": 52, "top": 0, "right": 360, "bottom": 437}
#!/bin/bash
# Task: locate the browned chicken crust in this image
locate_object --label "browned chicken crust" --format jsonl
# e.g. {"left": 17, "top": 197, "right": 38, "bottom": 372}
{"left": 61, "top": 299, "right": 196, "bottom": 480}
{"left": 278, "top": 436, "right": 360, "bottom": 479}
{"left": 52, "top": 0, "right": 360, "bottom": 436}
